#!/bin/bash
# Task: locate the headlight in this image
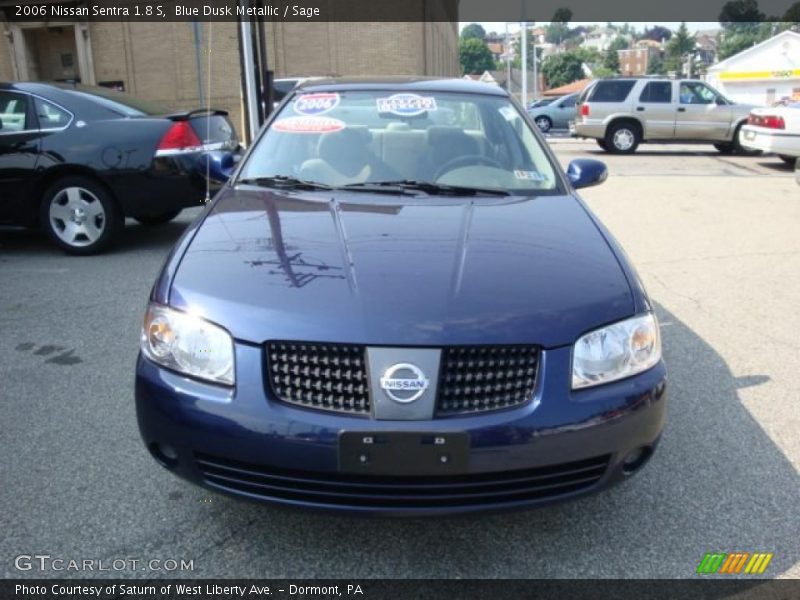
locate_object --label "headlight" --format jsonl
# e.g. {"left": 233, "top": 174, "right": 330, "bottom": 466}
{"left": 140, "top": 303, "right": 235, "bottom": 385}
{"left": 572, "top": 313, "right": 661, "bottom": 389}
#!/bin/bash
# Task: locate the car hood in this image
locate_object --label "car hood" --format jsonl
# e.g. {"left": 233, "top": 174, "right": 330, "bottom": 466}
{"left": 169, "top": 187, "right": 635, "bottom": 348}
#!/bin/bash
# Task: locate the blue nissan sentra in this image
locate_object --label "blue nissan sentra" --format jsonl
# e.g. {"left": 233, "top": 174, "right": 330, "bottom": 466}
{"left": 135, "top": 78, "right": 666, "bottom": 515}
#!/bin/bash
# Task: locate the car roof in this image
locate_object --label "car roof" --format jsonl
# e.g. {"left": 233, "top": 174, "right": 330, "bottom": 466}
{"left": 295, "top": 76, "right": 509, "bottom": 97}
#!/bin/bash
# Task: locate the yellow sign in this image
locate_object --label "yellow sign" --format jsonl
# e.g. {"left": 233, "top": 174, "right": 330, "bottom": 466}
{"left": 719, "top": 69, "right": 800, "bottom": 81}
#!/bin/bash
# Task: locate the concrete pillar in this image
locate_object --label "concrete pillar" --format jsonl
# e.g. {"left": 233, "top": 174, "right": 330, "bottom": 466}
{"left": 74, "top": 22, "right": 95, "bottom": 85}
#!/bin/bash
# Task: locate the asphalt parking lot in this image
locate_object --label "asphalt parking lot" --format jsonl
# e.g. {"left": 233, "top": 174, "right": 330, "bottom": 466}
{"left": 2, "top": 140, "right": 798, "bottom": 579}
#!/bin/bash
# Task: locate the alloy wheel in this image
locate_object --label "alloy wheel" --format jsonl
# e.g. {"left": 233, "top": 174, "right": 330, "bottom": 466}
{"left": 48, "top": 187, "right": 106, "bottom": 248}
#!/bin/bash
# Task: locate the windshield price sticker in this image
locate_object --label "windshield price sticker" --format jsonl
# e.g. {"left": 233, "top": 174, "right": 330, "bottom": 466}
{"left": 377, "top": 93, "right": 437, "bottom": 116}
{"left": 514, "top": 170, "right": 545, "bottom": 181}
{"left": 293, "top": 93, "right": 340, "bottom": 116}
{"left": 273, "top": 116, "right": 346, "bottom": 134}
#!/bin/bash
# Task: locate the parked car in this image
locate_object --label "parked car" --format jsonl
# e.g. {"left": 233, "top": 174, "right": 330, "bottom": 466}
{"left": 739, "top": 103, "right": 800, "bottom": 165}
{"left": 136, "top": 77, "right": 666, "bottom": 515}
{"left": 528, "top": 92, "right": 578, "bottom": 132}
{"left": 574, "top": 77, "right": 756, "bottom": 154}
{"left": 527, "top": 96, "right": 560, "bottom": 110}
{"left": 0, "top": 82, "right": 240, "bottom": 254}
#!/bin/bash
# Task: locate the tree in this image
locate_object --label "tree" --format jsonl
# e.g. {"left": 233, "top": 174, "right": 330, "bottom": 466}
{"left": 647, "top": 54, "right": 665, "bottom": 75}
{"left": 664, "top": 22, "right": 694, "bottom": 73}
{"left": 546, "top": 8, "right": 572, "bottom": 44}
{"left": 459, "top": 38, "right": 495, "bottom": 74}
{"left": 640, "top": 26, "right": 673, "bottom": 42}
{"left": 552, "top": 8, "right": 573, "bottom": 22}
{"left": 541, "top": 48, "right": 600, "bottom": 88}
{"left": 719, "top": 0, "right": 765, "bottom": 33}
{"left": 784, "top": 1, "right": 800, "bottom": 20}
{"left": 603, "top": 36, "right": 629, "bottom": 72}
{"left": 460, "top": 23, "right": 486, "bottom": 41}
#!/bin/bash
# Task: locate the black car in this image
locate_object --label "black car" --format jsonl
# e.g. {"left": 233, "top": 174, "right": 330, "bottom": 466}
{"left": 0, "top": 82, "right": 240, "bottom": 254}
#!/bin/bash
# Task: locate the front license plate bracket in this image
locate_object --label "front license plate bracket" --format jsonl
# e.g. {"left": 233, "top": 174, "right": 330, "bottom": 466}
{"left": 339, "top": 431, "right": 470, "bottom": 476}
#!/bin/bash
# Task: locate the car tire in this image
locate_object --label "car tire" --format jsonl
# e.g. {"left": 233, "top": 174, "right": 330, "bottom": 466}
{"left": 596, "top": 139, "right": 609, "bottom": 151}
{"left": 732, "top": 124, "right": 761, "bottom": 156}
{"left": 534, "top": 116, "right": 552, "bottom": 133}
{"left": 605, "top": 121, "right": 640, "bottom": 154}
{"left": 778, "top": 155, "right": 797, "bottom": 165}
{"left": 134, "top": 210, "right": 182, "bottom": 226}
{"left": 40, "top": 176, "right": 123, "bottom": 256}
{"left": 714, "top": 143, "right": 734, "bottom": 155}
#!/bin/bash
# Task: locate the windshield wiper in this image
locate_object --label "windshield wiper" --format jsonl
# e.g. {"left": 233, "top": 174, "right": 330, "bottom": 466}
{"left": 237, "top": 175, "right": 333, "bottom": 191}
{"left": 343, "top": 180, "right": 510, "bottom": 196}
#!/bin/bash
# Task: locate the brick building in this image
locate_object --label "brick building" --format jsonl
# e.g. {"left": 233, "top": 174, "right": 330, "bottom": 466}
{"left": 617, "top": 46, "right": 658, "bottom": 76}
{"left": 0, "top": 14, "right": 458, "bottom": 137}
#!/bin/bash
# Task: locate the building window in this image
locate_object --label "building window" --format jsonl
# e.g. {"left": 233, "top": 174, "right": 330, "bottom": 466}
{"left": 61, "top": 53, "right": 74, "bottom": 68}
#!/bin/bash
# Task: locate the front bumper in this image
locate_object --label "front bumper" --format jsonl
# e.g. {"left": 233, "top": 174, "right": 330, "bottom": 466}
{"left": 135, "top": 343, "right": 667, "bottom": 516}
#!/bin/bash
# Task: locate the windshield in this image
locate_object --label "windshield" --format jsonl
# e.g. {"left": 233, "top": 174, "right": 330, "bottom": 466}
{"left": 238, "top": 90, "right": 559, "bottom": 194}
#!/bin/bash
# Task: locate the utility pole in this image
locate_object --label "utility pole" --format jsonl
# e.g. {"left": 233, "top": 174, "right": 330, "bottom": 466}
{"left": 521, "top": 22, "right": 527, "bottom": 106}
{"left": 532, "top": 38, "right": 538, "bottom": 101}
{"left": 505, "top": 22, "right": 511, "bottom": 93}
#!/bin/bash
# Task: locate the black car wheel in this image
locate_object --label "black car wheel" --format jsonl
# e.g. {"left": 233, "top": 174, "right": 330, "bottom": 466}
{"left": 41, "top": 176, "right": 123, "bottom": 255}
{"left": 605, "top": 122, "right": 640, "bottom": 154}
{"left": 596, "top": 139, "right": 609, "bottom": 151}
{"left": 134, "top": 209, "right": 182, "bottom": 226}
{"left": 534, "top": 116, "right": 552, "bottom": 133}
{"left": 778, "top": 154, "right": 797, "bottom": 165}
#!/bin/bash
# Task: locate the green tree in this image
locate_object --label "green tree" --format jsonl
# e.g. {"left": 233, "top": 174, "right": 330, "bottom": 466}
{"left": 719, "top": 0, "right": 765, "bottom": 32}
{"left": 647, "top": 54, "right": 665, "bottom": 75}
{"left": 546, "top": 8, "right": 572, "bottom": 44}
{"left": 552, "top": 7, "right": 573, "bottom": 22}
{"left": 664, "top": 22, "right": 695, "bottom": 73}
{"left": 603, "top": 36, "right": 629, "bottom": 72}
{"left": 541, "top": 48, "right": 599, "bottom": 88}
{"left": 784, "top": 1, "right": 800, "bottom": 19}
{"left": 460, "top": 23, "right": 486, "bottom": 41}
{"left": 459, "top": 38, "right": 496, "bottom": 74}
{"left": 640, "top": 26, "right": 673, "bottom": 42}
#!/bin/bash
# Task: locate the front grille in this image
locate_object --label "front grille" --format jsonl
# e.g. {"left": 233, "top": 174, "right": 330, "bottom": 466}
{"left": 195, "top": 453, "right": 610, "bottom": 510}
{"left": 265, "top": 343, "right": 539, "bottom": 417}
{"left": 266, "top": 342, "right": 370, "bottom": 415}
{"left": 437, "top": 346, "right": 539, "bottom": 415}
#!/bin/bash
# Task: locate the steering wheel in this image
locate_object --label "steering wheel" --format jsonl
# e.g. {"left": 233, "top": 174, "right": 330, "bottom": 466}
{"left": 433, "top": 155, "right": 504, "bottom": 181}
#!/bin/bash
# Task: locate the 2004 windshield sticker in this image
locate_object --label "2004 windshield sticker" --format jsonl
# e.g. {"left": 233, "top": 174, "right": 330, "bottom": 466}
{"left": 293, "top": 92, "right": 340, "bottom": 116}
{"left": 377, "top": 93, "right": 437, "bottom": 117}
{"left": 273, "top": 115, "right": 346, "bottom": 134}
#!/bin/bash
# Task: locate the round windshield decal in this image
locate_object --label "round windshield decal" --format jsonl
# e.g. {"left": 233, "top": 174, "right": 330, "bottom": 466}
{"left": 272, "top": 116, "right": 346, "bottom": 134}
{"left": 376, "top": 93, "right": 437, "bottom": 117}
{"left": 293, "top": 92, "right": 340, "bottom": 116}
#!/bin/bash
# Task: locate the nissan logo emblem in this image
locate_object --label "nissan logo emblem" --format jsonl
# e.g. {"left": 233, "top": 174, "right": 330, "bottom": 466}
{"left": 379, "top": 363, "right": 429, "bottom": 403}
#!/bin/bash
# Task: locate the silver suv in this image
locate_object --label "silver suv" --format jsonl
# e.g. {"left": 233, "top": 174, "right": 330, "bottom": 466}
{"left": 573, "top": 78, "right": 756, "bottom": 154}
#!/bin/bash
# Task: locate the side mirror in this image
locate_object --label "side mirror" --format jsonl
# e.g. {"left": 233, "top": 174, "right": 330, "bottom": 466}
{"left": 567, "top": 159, "right": 608, "bottom": 189}
{"left": 203, "top": 150, "right": 238, "bottom": 184}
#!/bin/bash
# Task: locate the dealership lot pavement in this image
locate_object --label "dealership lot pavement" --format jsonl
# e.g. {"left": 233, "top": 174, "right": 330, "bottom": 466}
{"left": 2, "top": 142, "right": 798, "bottom": 579}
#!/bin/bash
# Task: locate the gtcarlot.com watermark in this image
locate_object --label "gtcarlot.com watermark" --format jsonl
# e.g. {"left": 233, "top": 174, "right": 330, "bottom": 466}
{"left": 14, "top": 554, "right": 194, "bottom": 572}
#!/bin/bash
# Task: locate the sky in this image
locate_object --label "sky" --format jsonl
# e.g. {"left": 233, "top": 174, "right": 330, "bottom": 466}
{"left": 460, "top": 22, "right": 721, "bottom": 35}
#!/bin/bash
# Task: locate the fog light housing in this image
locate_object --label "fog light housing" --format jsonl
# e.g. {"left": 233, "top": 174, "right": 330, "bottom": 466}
{"left": 622, "top": 446, "right": 652, "bottom": 474}
{"left": 149, "top": 442, "right": 179, "bottom": 469}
